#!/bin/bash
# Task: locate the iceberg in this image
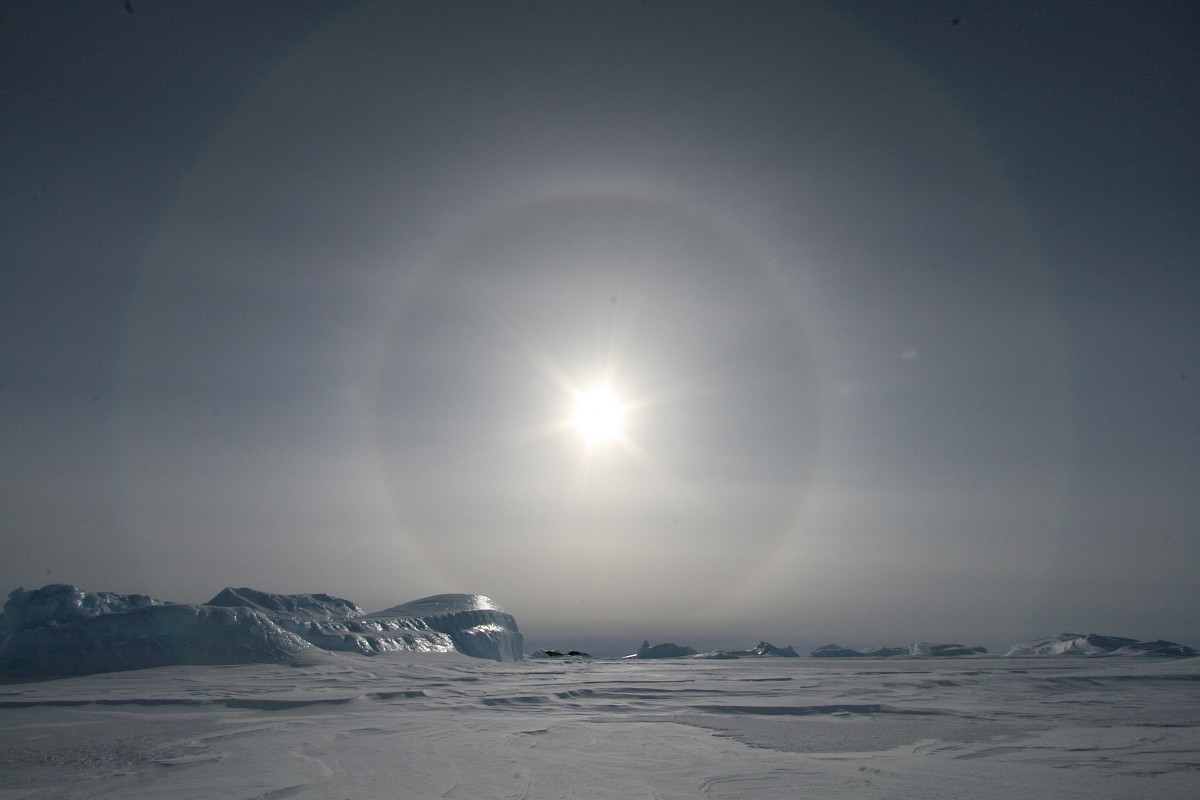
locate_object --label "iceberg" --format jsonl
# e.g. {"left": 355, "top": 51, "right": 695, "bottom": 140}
{"left": 529, "top": 649, "right": 592, "bottom": 659}
{"left": 0, "top": 594, "right": 310, "bottom": 679}
{"left": 859, "top": 645, "right": 911, "bottom": 657}
{"left": 366, "top": 594, "right": 525, "bottom": 662}
{"left": 909, "top": 642, "right": 987, "bottom": 657}
{"left": 695, "top": 641, "right": 800, "bottom": 659}
{"left": 0, "top": 584, "right": 524, "bottom": 680}
{"left": 632, "top": 640, "right": 697, "bottom": 659}
{"left": 0, "top": 583, "right": 165, "bottom": 637}
{"left": 207, "top": 588, "right": 463, "bottom": 658}
{"left": 207, "top": 586, "right": 365, "bottom": 619}
{"left": 1006, "top": 633, "right": 1197, "bottom": 657}
{"left": 812, "top": 643, "right": 875, "bottom": 658}
{"left": 727, "top": 641, "right": 799, "bottom": 658}
{"left": 811, "top": 642, "right": 983, "bottom": 658}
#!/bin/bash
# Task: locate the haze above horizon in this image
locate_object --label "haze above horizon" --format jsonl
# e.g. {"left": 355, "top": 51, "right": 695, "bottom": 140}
{"left": 2, "top": 1, "right": 1197, "bottom": 655}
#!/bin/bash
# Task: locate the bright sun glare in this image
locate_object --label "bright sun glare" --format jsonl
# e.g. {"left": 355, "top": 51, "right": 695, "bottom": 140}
{"left": 571, "top": 386, "right": 626, "bottom": 445}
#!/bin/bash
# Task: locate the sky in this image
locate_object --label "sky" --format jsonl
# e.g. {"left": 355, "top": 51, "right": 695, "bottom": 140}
{"left": 3, "top": 1, "right": 1198, "bottom": 657}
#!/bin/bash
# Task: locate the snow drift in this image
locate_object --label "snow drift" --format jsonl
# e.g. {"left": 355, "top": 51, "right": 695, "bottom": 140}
{"left": 0, "top": 584, "right": 523, "bottom": 679}
{"left": 1006, "top": 633, "right": 1197, "bottom": 657}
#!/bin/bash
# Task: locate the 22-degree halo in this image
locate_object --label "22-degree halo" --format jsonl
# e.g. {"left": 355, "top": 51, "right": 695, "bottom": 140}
{"left": 369, "top": 186, "right": 824, "bottom": 606}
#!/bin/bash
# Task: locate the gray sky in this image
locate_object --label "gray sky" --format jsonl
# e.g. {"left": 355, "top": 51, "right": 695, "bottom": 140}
{"left": 3, "top": 1, "right": 1197, "bottom": 656}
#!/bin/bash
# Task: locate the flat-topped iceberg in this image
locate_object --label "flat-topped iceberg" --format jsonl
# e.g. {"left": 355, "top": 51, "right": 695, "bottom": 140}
{"left": 0, "top": 584, "right": 524, "bottom": 680}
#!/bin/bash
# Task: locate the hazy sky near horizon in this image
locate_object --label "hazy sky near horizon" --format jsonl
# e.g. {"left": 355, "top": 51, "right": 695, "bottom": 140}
{"left": 3, "top": 1, "right": 1198, "bottom": 655}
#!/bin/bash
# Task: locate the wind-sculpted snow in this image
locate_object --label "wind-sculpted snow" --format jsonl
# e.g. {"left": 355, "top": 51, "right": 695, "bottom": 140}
{"left": 0, "top": 585, "right": 523, "bottom": 680}
{"left": 2, "top": 653, "right": 1198, "bottom": 799}
{"left": 1007, "top": 633, "right": 1197, "bottom": 657}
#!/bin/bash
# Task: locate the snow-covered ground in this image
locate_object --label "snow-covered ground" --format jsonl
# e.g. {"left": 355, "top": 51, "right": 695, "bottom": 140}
{"left": 2, "top": 653, "right": 1197, "bottom": 799}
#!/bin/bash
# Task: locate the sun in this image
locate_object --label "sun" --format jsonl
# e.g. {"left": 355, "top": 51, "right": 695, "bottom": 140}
{"left": 571, "top": 385, "right": 626, "bottom": 445}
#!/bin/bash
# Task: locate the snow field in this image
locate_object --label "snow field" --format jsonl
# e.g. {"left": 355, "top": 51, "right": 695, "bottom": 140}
{"left": 1, "top": 653, "right": 1197, "bottom": 799}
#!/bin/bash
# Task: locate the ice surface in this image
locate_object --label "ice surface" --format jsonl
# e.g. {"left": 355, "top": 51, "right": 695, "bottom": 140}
{"left": 0, "top": 585, "right": 524, "bottom": 680}
{"left": 1, "top": 653, "right": 1197, "bottom": 799}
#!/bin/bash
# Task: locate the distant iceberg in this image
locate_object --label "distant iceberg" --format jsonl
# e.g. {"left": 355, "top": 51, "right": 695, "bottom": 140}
{"left": 695, "top": 641, "right": 799, "bottom": 659}
{"left": 728, "top": 641, "right": 799, "bottom": 657}
{"left": 910, "top": 642, "right": 988, "bottom": 657}
{"left": 1006, "top": 633, "right": 1196, "bottom": 658}
{"left": 0, "top": 584, "right": 524, "bottom": 680}
{"left": 631, "top": 640, "right": 697, "bottom": 659}
{"left": 529, "top": 649, "right": 592, "bottom": 659}
{"left": 634, "top": 640, "right": 798, "bottom": 659}
{"left": 811, "top": 642, "right": 984, "bottom": 658}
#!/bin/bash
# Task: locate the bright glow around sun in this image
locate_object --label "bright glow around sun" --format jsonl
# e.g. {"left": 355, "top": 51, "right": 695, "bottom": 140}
{"left": 571, "top": 385, "right": 626, "bottom": 445}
